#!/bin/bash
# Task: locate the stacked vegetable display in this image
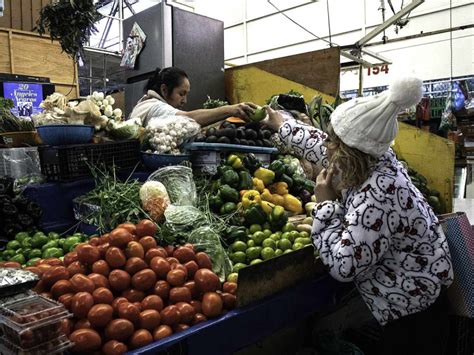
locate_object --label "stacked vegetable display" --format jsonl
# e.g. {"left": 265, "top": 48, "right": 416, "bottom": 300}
{"left": 1, "top": 231, "right": 88, "bottom": 266}
{"left": 194, "top": 121, "right": 274, "bottom": 147}
{"left": 13, "top": 219, "right": 236, "bottom": 354}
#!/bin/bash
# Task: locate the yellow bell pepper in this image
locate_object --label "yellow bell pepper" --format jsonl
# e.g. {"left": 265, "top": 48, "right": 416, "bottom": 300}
{"left": 239, "top": 189, "right": 248, "bottom": 198}
{"left": 254, "top": 168, "right": 275, "bottom": 186}
{"left": 272, "top": 194, "right": 285, "bottom": 206}
{"left": 227, "top": 154, "right": 243, "bottom": 169}
{"left": 252, "top": 178, "right": 265, "bottom": 193}
{"left": 241, "top": 190, "right": 261, "bottom": 209}
{"left": 261, "top": 188, "right": 285, "bottom": 206}
{"left": 283, "top": 194, "right": 303, "bottom": 213}
{"left": 260, "top": 201, "right": 275, "bottom": 215}
{"left": 261, "top": 189, "right": 273, "bottom": 203}
{"left": 269, "top": 182, "right": 289, "bottom": 195}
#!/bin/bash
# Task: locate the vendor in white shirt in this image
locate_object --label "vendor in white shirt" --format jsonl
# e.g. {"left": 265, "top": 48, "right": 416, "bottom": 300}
{"left": 129, "top": 67, "right": 257, "bottom": 127}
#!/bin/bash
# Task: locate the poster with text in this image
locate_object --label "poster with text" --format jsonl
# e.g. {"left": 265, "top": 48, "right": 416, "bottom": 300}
{"left": 3, "top": 82, "right": 44, "bottom": 117}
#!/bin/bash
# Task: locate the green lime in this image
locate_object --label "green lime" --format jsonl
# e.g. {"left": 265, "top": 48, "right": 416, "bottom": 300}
{"left": 250, "top": 258, "right": 263, "bottom": 265}
{"left": 275, "top": 231, "right": 282, "bottom": 238}
{"left": 278, "top": 239, "right": 292, "bottom": 251}
{"left": 231, "top": 241, "right": 247, "bottom": 253}
{"left": 289, "top": 231, "right": 300, "bottom": 241}
{"left": 231, "top": 251, "right": 247, "bottom": 264}
{"left": 246, "top": 247, "right": 261, "bottom": 261}
{"left": 270, "top": 233, "right": 281, "bottom": 241}
{"left": 261, "top": 247, "right": 275, "bottom": 260}
{"left": 282, "top": 223, "right": 296, "bottom": 233}
{"left": 295, "top": 237, "right": 311, "bottom": 245}
{"left": 252, "top": 231, "right": 266, "bottom": 245}
{"left": 275, "top": 249, "right": 283, "bottom": 256}
{"left": 26, "top": 257, "right": 41, "bottom": 267}
{"left": 292, "top": 242, "right": 304, "bottom": 250}
{"left": 249, "top": 106, "right": 267, "bottom": 122}
{"left": 227, "top": 273, "right": 238, "bottom": 283}
{"left": 262, "top": 238, "right": 276, "bottom": 249}
{"left": 21, "top": 238, "right": 33, "bottom": 249}
{"left": 299, "top": 231, "right": 310, "bottom": 239}
{"left": 262, "top": 222, "right": 271, "bottom": 230}
{"left": 233, "top": 263, "right": 247, "bottom": 273}
{"left": 263, "top": 229, "right": 272, "bottom": 238}
{"left": 249, "top": 224, "right": 262, "bottom": 234}
{"left": 247, "top": 239, "right": 256, "bottom": 248}
{"left": 281, "top": 232, "right": 294, "bottom": 243}
{"left": 284, "top": 249, "right": 293, "bottom": 254}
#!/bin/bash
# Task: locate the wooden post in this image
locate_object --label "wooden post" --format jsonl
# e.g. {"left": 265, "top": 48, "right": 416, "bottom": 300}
{"left": 8, "top": 30, "right": 14, "bottom": 72}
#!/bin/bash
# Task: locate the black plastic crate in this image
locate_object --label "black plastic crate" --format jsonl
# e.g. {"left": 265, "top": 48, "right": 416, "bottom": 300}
{"left": 38, "top": 140, "right": 141, "bottom": 181}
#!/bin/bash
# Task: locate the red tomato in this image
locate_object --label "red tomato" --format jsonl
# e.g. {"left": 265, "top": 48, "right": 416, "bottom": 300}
{"left": 194, "top": 269, "right": 220, "bottom": 293}
{"left": 201, "top": 292, "right": 223, "bottom": 318}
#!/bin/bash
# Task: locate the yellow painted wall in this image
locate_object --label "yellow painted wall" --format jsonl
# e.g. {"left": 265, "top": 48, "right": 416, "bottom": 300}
{"left": 394, "top": 123, "right": 455, "bottom": 212}
{"left": 225, "top": 66, "right": 334, "bottom": 106}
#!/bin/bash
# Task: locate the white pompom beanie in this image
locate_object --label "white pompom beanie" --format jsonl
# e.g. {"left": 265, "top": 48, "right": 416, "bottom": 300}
{"left": 330, "top": 77, "right": 423, "bottom": 157}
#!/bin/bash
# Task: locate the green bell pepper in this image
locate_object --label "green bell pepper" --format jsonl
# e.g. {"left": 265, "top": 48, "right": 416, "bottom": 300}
{"left": 243, "top": 153, "right": 261, "bottom": 174}
{"left": 42, "top": 247, "right": 64, "bottom": 259}
{"left": 28, "top": 249, "right": 42, "bottom": 259}
{"left": 14, "top": 232, "right": 29, "bottom": 243}
{"left": 303, "top": 179, "right": 316, "bottom": 193}
{"left": 217, "top": 165, "right": 234, "bottom": 177}
{"left": 269, "top": 205, "right": 288, "bottom": 230}
{"left": 41, "top": 240, "right": 59, "bottom": 252}
{"left": 219, "top": 184, "right": 239, "bottom": 203}
{"left": 279, "top": 174, "right": 294, "bottom": 188}
{"left": 226, "top": 226, "right": 247, "bottom": 242}
{"left": 9, "top": 254, "right": 25, "bottom": 265}
{"left": 269, "top": 160, "right": 285, "bottom": 178}
{"left": 209, "top": 194, "right": 224, "bottom": 211}
{"left": 220, "top": 202, "right": 237, "bottom": 215}
{"left": 2, "top": 250, "right": 15, "bottom": 259}
{"left": 63, "top": 236, "right": 81, "bottom": 253}
{"left": 21, "top": 238, "right": 33, "bottom": 249}
{"left": 238, "top": 171, "right": 253, "bottom": 190}
{"left": 48, "top": 232, "right": 60, "bottom": 240}
{"left": 292, "top": 174, "right": 306, "bottom": 191}
{"left": 221, "top": 170, "right": 240, "bottom": 188}
{"left": 285, "top": 163, "right": 297, "bottom": 176}
{"left": 244, "top": 204, "right": 267, "bottom": 225}
{"left": 32, "top": 233, "right": 49, "bottom": 248}
{"left": 6, "top": 240, "right": 21, "bottom": 250}
{"left": 26, "top": 257, "right": 41, "bottom": 267}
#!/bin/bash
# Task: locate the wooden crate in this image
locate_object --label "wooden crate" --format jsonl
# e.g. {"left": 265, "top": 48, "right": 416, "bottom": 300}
{"left": 0, "top": 0, "right": 52, "bottom": 33}
{"left": 236, "top": 245, "right": 325, "bottom": 307}
{"left": 0, "top": 27, "right": 78, "bottom": 99}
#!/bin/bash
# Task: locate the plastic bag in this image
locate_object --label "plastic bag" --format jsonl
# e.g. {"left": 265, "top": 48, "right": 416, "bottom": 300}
{"left": 160, "top": 204, "right": 207, "bottom": 243}
{"left": 148, "top": 166, "right": 197, "bottom": 206}
{"left": 188, "top": 226, "right": 233, "bottom": 282}
{"left": 145, "top": 115, "right": 200, "bottom": 154}
{"left": 1, "top": 148, "right": 44, "bottom": 191}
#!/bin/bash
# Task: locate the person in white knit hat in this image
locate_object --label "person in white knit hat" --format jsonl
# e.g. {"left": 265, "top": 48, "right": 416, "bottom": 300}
{"left": 264, "top": 77, "right": 453, "bottom": 355}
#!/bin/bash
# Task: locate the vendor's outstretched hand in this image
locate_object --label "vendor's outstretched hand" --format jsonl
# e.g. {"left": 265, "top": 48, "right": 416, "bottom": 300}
{"left": 230, "top": 102, "right": 257, "bottom": 120}
{"left": 315, "top": 168, "right": 338, "bottom": 202}
{"left": 263, "top": 106, "right": 284, "bottom": 132}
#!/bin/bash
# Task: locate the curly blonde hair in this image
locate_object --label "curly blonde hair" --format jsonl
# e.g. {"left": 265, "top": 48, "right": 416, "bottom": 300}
{"left": 326, "top": 123, "right": 378, "bottom": 189}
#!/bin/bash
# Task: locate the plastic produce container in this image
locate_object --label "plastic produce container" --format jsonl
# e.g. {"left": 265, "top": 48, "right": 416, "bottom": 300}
{"left": 0, "top": 335, "right": 73, "bottom": 355}
{"left": 141, "top": 151, "right": 191, "bottom": 170}
{"left": 0, "top": 295, "right": 71, "bottom": 349}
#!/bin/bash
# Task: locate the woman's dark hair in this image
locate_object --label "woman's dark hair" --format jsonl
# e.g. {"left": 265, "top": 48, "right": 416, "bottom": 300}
{"left": 145, "top": 67, "right": 188, "bottom": 95}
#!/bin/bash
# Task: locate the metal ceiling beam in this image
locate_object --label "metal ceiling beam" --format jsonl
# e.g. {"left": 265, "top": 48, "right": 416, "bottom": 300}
{"left": 355, "top": 0, "right": 425, "bottom": 47}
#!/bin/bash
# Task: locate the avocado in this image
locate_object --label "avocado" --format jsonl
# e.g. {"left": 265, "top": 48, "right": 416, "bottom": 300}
{"left": 247, "top": 140, "right": 256, "bottom": 146}
{"left": 240, "top": 139, "right": 249, "bottom": 146}
{"left": 245, "top": 129, "right": 258, "bottom": 140}
{"left": 222, "top": 128, "right": 236, "bottom": 139}
{"left": 206, "top": 135, "right": 218, "bottom": 143}
{"left": 256, "top": 140, "right": 263, "bottom": 147}
{"left": 262, "top": 130, "right": 272, "bottom": 139}
{"left": 245, "top": 121, "right": 261, "bottom": 130}
{"left": 194, "top": 133, "right": 206, "bottom": 142}
{"left": 221, "top": 121, "right": 232, "bottom": 128}
{"left": 217, "top": 136, "right": 231, "bottom": 144}
{"left": 206, "top": 127, "right": 217, "bottom": 137}
{"left": 236, "top": 128, "right": 246, "bottom": 139}
{"left": 262, "top": 139, "right": 273, "bottom": 147}
{"left": 232, "top": 138, "right": 241, "bottom": 145}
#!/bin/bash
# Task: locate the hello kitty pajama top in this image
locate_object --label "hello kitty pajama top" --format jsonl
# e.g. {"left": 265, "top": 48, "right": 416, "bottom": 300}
{"left": 279, "top": 119, "right": 453, "bottom": 325}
